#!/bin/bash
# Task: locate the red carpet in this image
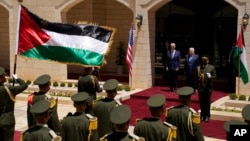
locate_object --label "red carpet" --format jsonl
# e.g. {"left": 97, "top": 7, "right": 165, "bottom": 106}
{"left": 122, "top": 86, "right": 229, "bottom": 140}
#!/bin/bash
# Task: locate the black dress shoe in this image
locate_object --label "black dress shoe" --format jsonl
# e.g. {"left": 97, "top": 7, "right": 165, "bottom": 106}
{"left": 200, "top": 116, "right": 204, "bottom": 121}
{"left": 204, "top": 117, "right": 210, "bottom": 122}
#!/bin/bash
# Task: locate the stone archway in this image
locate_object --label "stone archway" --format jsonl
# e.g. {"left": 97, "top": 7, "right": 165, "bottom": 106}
{"left": 58, "top": 0, "right": 134, "bottom": 76}
{"left": 144, "top": 0, "right": 239, "bottom": 87}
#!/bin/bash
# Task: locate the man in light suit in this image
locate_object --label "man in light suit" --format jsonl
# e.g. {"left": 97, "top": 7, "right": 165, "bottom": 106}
{"left": 184, "top": 47, "right": 199, "bottom": 90}
{"left": 165, "top": 42, "right": 181, "bottom": 92}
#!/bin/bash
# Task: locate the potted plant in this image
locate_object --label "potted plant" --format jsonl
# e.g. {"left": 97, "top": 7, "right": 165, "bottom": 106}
{"left": 115, "top": 41, "right": 126, "bottom": 74}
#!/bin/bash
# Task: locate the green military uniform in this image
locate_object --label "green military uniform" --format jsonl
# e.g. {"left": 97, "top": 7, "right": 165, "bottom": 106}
{"left": 78, "top": 67, "right": 103, "bottom": 114}
{"left": 223, "top": 120, "right": 248, "bottom": 141}
{"left": 22, "top": 100, "right": 62, "bottom": 141}
{"left": 27, "top": 74, "right": 62, "bottom": 135}
{"left": 166, "top": 86, "right": 204, "bottom": 141}
{"left": 195, "top": 55, "right": 216, "bottom": 121}
{"left": 100, "top": 105, "right": 144, "bottom": 141}
{"left": 61, "top": 92, "right": 98, "bottom": 141}
{"left": 92, "top": 79, "right": 120, "bottom": 138}
{"left": 134, "top": 94, "right": 176, "bottom": 141}
{"left": 242, "top": 104, "right": 250, "bottom": 125}
{"left": 0, "top": 67, "right": 28, "bottom": 141}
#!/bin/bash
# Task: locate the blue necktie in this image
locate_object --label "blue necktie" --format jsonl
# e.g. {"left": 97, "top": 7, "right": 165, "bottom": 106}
{"left": 189, "top": 55, "right": 192, "bottom": 61}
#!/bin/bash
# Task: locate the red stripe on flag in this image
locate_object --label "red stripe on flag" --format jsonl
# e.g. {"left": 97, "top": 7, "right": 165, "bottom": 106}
{"left": 18, "top": 6, "right": 50, "bottom": 54}
{"left": 126, "top": 27, "right": 133, "bottom": 77}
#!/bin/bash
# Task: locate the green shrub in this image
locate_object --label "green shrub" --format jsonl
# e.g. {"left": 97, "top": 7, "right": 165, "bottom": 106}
{"left": 53, "top": 81, "right": 59, "bottom": 87}
{"left": 26, "top": 80, "right": 32, "bottom": 85}
{"left": 60, "top": 82, "right": 65, "bottom": 87}
{"left": 8, "top": 78, "right": 13, "bottom": 83}
{"left": 74, "top": 83, "right": 78, "bottom": 87}
{"left": 117, "top": 85, "right": 123, "bottom": 91}
{"left": 68, "top": 82, "right": 73, "bottom": 87}
{"left": 124, "top": 85, "right": 131, "bottom": 91}
{"left": 238, "top": 95, "right": 246, "bottom": 101}
{"left": 248, "top": 96, "right": 250, "bottom": 101}
{"left": 229, "top": 93, "right": 237, "bottom": 100}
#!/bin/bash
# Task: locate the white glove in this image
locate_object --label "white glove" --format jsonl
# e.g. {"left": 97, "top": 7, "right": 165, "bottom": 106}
{"left": 206, "top": 73, "right": 211, "bottom": 78}
{"left": 12, "top": 74, "right": 18, "bottom": 79}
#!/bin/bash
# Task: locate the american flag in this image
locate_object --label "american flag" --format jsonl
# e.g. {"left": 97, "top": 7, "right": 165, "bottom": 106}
{"left": 126, "top": 27, "right": 133, "bottom": 77}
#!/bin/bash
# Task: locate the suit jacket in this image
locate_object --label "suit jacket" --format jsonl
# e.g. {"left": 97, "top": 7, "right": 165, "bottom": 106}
{"left": 166, "top": 50, "right": 181, "bottom": 71}
{"left": 184, "top": 54, "right": 199, "bottom": 75}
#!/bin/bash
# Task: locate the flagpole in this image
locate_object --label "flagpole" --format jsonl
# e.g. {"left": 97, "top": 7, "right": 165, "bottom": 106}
{"left": 237, "top": 42, "right": 240, "bottom": 96}
{"left": 13, "top": 4, "right": 22, "bottom": 86}
{"left": 130, "top": 23, "right": 133, "bottom": 89}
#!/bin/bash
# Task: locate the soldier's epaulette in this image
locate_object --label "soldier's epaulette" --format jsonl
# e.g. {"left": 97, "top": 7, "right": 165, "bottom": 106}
{"left": 114, "top": 99, "right": 122, "bottom": 106}
{"left": 189, "top": 108, "right": 200, "bottom": 124}
{"left": 129, "top": 133, "right": 145, "bottom": 141}
{"left": 86, "top": 114, "right": 98, "bottom": 130}
{"left": 189, "top": 108, "right": 197, "bottom": 114}
{"left": 92, "top": 97, "right": 104, "bottom": 109}
{"left": 135, "top": 118, "right": 142, "bottom": 124}
{"left": 100, "top": 132, "right": 112, "bottom": 141}
{"left": 163, "top": 122, "right": 177, "bottom": 139}
{"left": 165, "top": 106, "right": 174, "bottom": 117}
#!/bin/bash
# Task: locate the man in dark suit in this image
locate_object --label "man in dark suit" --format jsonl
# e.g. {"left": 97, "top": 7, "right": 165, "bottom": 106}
{"left": 166, "top": 42, "right": 181, "bottom": 92}
{"left": 184, "top": 47, "right": 199, "bottom": 90}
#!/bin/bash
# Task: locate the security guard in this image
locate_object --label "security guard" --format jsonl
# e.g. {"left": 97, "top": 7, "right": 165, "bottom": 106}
{"left": 22, "top": 100, "right": 62, "bottom": 141}
{"left": 61, "top": 92, "right": 98, "bottom": 141}
{"left": 195, "top": 55, "right": 216, "bottom": 122}
{"left": 78, "top": 67, "right": 103, "bottom": 114}
{"left": 0, "top": 67, "right": 28, "bottom": 141}
{"left": 166, "top": 86, "right": 204, "bottom": 141}
{"left": 134, "top": 94, "right": 177, "bottom": 141}
{"left": 100, "top": 105, "right": 144, "bottom": 141}
{"left": 92, "top": 79, "right": 121, "bottom": 138}
{"left": 27, "top": 74, "right": 62, "bottom": 136}
{"left": 223, "top": 120, "right": 248, "bottom": 141}
{"left": 242, "top": 104, "right": 250, "bottom": 125}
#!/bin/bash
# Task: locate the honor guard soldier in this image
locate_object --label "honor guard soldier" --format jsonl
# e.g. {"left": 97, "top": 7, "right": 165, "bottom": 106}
{"left": 242, "top": 104, "right": 250, "bottom": 125}
{"left": 195, "top": 55, "right": 216, "bottom": 122}
{"left": 78, "top": 67, "right": 103, "bottom": 114}
{"left": 61, "top": 92, "right": 98, "bottom": 141}
{"left": 92, "top": 79, "right": 121, "bottom": 138}
{"left": 134, "top": 94, "right": 177, "bottom": 141}
{"left": 100, "top": 105, "right": 145, "bottom": 141}
{"left": 21, "top": 100, "right": 62, "bottom": 141}
{"left": 166, "top": 86, "right": 204, "bottom": 141}
{"left": 223, "top": 120, "right": 248, "bottom": 141}
{"left": 27, "top": 74, "right": 62, "bottom": 136}
{"left": 0, "top": 67, "right": 28, "bottom": 141}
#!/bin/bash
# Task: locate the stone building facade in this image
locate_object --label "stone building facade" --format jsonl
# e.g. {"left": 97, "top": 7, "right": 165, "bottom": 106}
{"left": 0, "top": 0, "right": 249, "bottom": 94}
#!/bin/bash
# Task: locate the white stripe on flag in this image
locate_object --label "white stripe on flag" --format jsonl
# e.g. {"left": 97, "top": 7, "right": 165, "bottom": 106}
{"left": 43, "top": 29, "right": 109, "bottom": 54}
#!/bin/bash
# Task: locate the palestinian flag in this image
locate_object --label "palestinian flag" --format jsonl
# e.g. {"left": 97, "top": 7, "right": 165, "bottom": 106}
{"left": 17, "top": 5, "right": 115, "bottom": 66}
{"left": 233, "top": 26, "right": 249, "bottom": 84}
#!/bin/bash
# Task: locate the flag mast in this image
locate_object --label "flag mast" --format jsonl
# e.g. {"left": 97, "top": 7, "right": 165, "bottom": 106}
{"left": 13, "top": 2, "right": 22, "bottom": 85}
